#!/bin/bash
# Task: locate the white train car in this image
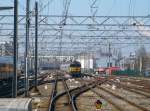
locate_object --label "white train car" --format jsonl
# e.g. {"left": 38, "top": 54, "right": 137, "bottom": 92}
{"left": 60, "top": 63, "right": 70, "bottom": 72}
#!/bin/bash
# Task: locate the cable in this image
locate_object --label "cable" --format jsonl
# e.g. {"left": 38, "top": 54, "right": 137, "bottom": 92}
{"left": 148, "top": 0, "right": 150, "bottom": 15}
{"left": 59, "top": 0, "right": 72, "bottom": 56}
{"left": 106, "top": 0, "right": 116, "bottom": 16}
{"left": 11, "top": 0, "right": 25, "bottom": 11}
{"left": 38, "top": 0, "right": 54, "bottom": 13}
{"left": 128, "top": 0, "right": 133, "bottom": 16}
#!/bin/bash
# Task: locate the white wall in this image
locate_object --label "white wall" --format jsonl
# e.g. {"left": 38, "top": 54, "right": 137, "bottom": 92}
{"left": 77, "top": 56, "right": 94, "bottom": 69}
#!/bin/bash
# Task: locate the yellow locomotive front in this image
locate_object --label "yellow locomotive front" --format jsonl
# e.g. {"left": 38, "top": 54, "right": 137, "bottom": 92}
{"left": 70, "top": 61, "right": 81, "bottom": 77}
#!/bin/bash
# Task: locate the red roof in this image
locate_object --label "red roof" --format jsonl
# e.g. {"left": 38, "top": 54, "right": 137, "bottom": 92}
{"left": 109, "top": 67, "right": 120, "bottom": 70}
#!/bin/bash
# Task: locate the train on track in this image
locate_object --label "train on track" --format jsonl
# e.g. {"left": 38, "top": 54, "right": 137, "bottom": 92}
{"left": 70, "top": 61, "right": 81, "bottom": 77}
{"left": 60, "top": 61, "right": 81, "bottom": 77}
{"left": 0, "top": 56, "right": 14, "bottom": 80}
{"left": 0, "top": 56, "right": 21, "bottom": 80}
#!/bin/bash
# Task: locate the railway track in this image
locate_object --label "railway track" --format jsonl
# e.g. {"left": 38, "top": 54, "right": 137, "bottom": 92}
{"left": 77, "top": 77, "right": 122, "bottom": 111}
{"left": 106, "top": 80, "right": 150, "bottom": 98}
{"left": 48, "top": 77, "right": 58, "bottom": 111}
{"left": 62, "top": 79, "right": 77, "bottom": 111}
{"left": 85, "top": 74, "right": 150, "bottom": 95}
{"left": 76, "top": 76, "right": 150, "bottom": 111}
{"left": 96, "top": 86, "right": 150, "bottom": 111}
{"left": 1, "top": 71, "right": 149, "bottom": 111}
{"left": 48, "top": 74, "right": 105, "bottom": 111}
{"left": 0, "top": 74, "right": 48, "bottom": 97}
{"left": 121, "top": 79, "right": 150, "bottom": 93}
{"left": 48, "top": 74, "right": 77, "bottom": 111}
{"left": 109, "top": 76, "right": 150, "bottom": 93}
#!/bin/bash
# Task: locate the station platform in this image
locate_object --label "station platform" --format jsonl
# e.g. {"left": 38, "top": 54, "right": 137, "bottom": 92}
{"left": 0, "top": 98, "right": 32, "bottom": 111}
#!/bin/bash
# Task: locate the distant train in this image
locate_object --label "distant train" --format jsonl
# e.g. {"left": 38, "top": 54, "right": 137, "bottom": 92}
{"left": 60, "top": 61, "right": 81, "bottom": 77}
{"left": 70, "top": 61, "right": 81, "bottom": 77}
{"left": 0, "top": 56, "right": 13, "bottom": 80}
{"left": 0, "top": 56, "right": 21, "bottom": 80}
{"left": 40, "top": 63, "right": 60, "bottom": 70}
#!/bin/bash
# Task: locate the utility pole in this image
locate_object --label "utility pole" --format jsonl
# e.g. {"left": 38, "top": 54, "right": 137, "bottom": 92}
{"left": 108, "top": 43, "right": 111, "bottom": 75}
{"left": 25, "top": 0, "right": 30, "bottom": 97}
{"left": 12, "top": 0, "right": 18, "bottom": 98}
{"left": 30, "top": 2, "right": 40, "bottom": 95}
{"left": 108, "top": 43, "right": 111, "bottom": 68}
{"left": 34, "top": 1, "right": 38, "bottom": 91}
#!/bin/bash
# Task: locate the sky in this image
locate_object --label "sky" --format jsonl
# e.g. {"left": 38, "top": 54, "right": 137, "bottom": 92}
{"left": 0, "top": 0, "right": 150, "bottom": 57}
{"left": 0, "top": 0, "right": 150, "bottom": 16}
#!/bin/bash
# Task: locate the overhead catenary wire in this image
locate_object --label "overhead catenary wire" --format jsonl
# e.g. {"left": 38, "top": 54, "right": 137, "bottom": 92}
{"left": 59, "top": 0, "right": 72, "bottom": 56}
{"left": 1, "top": 0, "right": 150, "bottom": 57}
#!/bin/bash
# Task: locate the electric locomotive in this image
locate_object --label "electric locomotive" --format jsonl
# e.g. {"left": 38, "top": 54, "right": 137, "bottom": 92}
{"left": 70, "top": 61, "right": 81, "bottom": 77}
{"left": 0, "top": 56, "right": 13, "bottom": 80}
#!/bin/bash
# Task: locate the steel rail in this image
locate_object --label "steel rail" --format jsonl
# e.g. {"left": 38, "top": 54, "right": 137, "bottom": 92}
{"left": 49, "top": 78, "right": 99, "bottom": 111}
{"left": 77, "top": 77, "right": 123, "bottom": 111}
{"left": 48, "top": 77, "right": 58, "bottom": 111}
{"left": 72, "top": 78, "right": 108, "bottom": 111}
{"left": 106, "top": 80, "right": 150, "bottom": 98}
{"left": 62, "top": 79, "right": 77, "bottom": 111}
{"left": 79, "top": 75, "right": 150, "bottom": 111}
{"left": 97, "top": 86, "right": 150, "bottom": 111}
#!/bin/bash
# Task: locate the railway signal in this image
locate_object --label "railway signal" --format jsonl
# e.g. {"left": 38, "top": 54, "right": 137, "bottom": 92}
{"left": 95, "top": 100, "right": 102, "bottom": 110}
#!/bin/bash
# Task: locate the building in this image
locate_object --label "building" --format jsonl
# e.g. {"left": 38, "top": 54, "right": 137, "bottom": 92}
{"left": 0, "top": 42, "right": 13, "bottom": 56}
